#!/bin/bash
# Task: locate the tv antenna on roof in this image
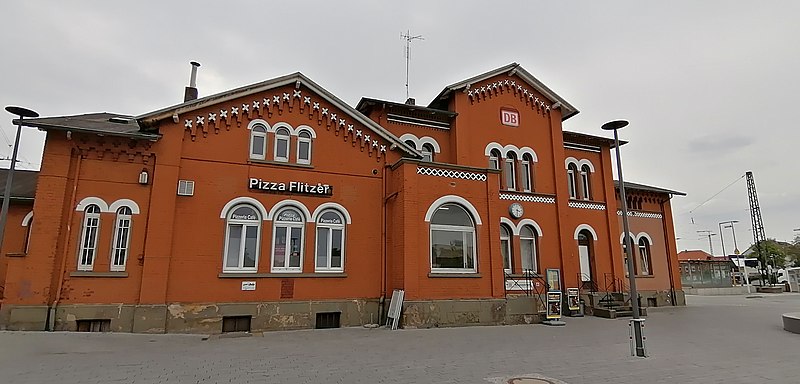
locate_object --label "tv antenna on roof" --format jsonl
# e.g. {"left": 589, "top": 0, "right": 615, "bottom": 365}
{"left": 401, "top": 30, "right": 424, "bottom": 100}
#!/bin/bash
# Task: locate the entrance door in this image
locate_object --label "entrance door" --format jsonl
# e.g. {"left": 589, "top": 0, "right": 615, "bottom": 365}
{"left": 579, "top": 245, "right": 591, "bottom": 282}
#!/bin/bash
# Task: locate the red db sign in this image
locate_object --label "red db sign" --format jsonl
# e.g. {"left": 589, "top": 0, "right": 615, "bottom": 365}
{"left": 501, "top": 108, "right": 519, "bottom": 127}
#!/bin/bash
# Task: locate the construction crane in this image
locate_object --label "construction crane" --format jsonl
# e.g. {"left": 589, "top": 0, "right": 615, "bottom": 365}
{"left": 746, "top": 171, "right": 771, "bottom": 284}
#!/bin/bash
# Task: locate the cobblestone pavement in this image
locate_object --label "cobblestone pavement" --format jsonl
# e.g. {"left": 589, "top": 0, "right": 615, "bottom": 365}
{"left": 2, "top": 293, "right": 800, "bottom": 383}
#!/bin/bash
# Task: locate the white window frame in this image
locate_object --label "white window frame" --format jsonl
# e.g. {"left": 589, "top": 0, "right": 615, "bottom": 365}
{"left": 567, "top": 164, "right": 578, "bottom": 199}
{"left": 223, "top": 205, "right": 262, "bottom": 273}
{"left": 521, "top": 157, "right": 532, "bottom": 192}
{"left": 249, "top": 124, "right": 268, "bottom": 160}
{"left": 622, "top": 236, "right": 634, "bottom": 277}
{"left": 500, "top": 224, "right": 512, "bottom": 274}
{"left": 489, "top": 150, "right": 500, "bottom": 170}
{"left": 77, "top": 204, "right": 101, "bottom": 271}
{"left": 638, "top": 238, "right": 651, "bottom": 275}
{"left": 504, "top": 156, "right": 516, "bottom": 190}
{"left": 274, "top": 127, "right": 291, "bottom": 162}
{"left": 271, "top": 207, "right": 305, "bottom": 273}
{"left": 296, "top": 130, "right": 312, "bottom": 165}
{"left": 421, "top": 143, "right": 434, "bottom": 162}
{"left": 580, "top": 165, "right": 591, "bottom": 200}
{"left": 110, "top": 206, "right": 132, "bottom": 272}
{"left": 429, "top": 204, "right": 477, "bottom": 273}
{"left": 315, "top": 210, "right": 345, "bottom": 272}
{"left": 520, "top": 225, "right": 538, "bottom": 273}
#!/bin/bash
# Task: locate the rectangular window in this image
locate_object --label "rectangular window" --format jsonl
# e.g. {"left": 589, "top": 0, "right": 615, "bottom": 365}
{"left": 315, "top": 312, "right": 341, "bottom": 329}
{"left": 251, "top": 135, "right": 266, "bottom": 159}
{"left": 243, "top": 226, "right": 258, "bottom": 268}
{"left": 177, "top": 180, "right": 195, "bottom": 196}
{"left": 316, "top": 227, "right": 329, "bottom": 268}
{"left": 431, "top": 229, "right": 476, "bottom": 271}
{"left": 298, "top": 141, "right": 311, "bottom": 163}
{"left": 567, "top": 170, "right": 576, "bottom": 199}
{"left": 272, "top": 227, "right": 287, "bottom": 268}
{"left": 222, "top": 316, "right": 251, "bottom": 333}
{"left": 110, "top": 217, "right": 131, "bottom": 271}
{"left": 78, "top": 216, "right": 99, "bottom": 271}
{"left": 522, "top": 161, "right": 532, "bottom": 192}
{"left": 276, "top": 138, "right": 289, "bottom": 161}
{"left": 501, "top": 238, "right": 511, "bottom": 272}
{"left": 581, "top": 171, "right": 590, "bottom": 200}
{"left": 521, "top": 239, "right": 537, "bottom": 272}
{"left": 226, "top": 225, "right": 243, "bottom": 268}
{"left": 504, "top": 159, "right": 515, "bottom": 190}
{"left": 76, "top": 319, "right": 111, "bottom": 332}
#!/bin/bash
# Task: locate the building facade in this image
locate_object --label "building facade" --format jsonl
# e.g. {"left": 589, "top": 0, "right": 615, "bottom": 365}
{"left": 0, "top": 63, "right": 684, "bottom": 333}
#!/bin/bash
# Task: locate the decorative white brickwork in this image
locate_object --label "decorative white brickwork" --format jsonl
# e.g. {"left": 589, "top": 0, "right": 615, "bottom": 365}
{"left": 416, "top": 167, "right": 487, "bottom": 181}
{"left": 568, "top": 201, "right": 606, "bottom": 210}
{"left": 499, "top": 193, "right": 555, "bottom": 204}
{"left": 616, "top": 210, "right": 663, "bottom": 219}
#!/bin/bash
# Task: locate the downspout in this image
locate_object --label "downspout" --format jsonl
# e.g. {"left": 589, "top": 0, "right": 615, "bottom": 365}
{"left": 660, "top": 199, "right": 677, "bottom": 305}
{"left": 379, "top": 163, "right": 387, "bottom": 324}
{"left": 48, "top": 148, "right": 82, "bottom": 331}
{"left": 133, "top": 153, "right": 156, "bottom": 332}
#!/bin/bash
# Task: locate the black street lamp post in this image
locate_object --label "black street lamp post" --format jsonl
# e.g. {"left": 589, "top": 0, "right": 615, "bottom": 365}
{"left": 0, "top": 106, "right": 39, "bottom": 253}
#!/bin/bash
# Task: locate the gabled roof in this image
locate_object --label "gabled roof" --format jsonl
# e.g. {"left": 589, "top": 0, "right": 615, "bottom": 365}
{"left": 427, "top": 63, "right": 579, "bottom": 120}
{"left": 137, "top": 72, "right": 420, "bottom": 158}
{"left": 0, "top": 168, "right": 38, "bottom": 200}
{"left": 677, "top": 250, "right": 712, "bottom": 260}
{"left": 15, "top": 113, "right": 160, "bottom": 141}
{"left": 614, "top": 180, "right": 686, "bottom": 197}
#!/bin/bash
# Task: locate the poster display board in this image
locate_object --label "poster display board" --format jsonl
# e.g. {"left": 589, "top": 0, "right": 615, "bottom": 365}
{"left": 546, "top": 291, "right": 563, "bottom": 320}
{"left": 567, "top": 288, "right": 580, "bottom": 311}
{"left": 546, "top": 268, "right": 561, "bottom": 292}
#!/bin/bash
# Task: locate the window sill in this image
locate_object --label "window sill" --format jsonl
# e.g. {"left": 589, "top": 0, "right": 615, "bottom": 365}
{"left": 6, "top": 252, "right": 26, "bottom": 258}
{"left": 218, "top": 272, "right": 347, "bottom": 278}
{"left": 504, "top": 273, "right": 542, "bottom": 279}
{"left": 568, "top": 198, "right": 605, "bottom": 204}
{"left": 428, "top": 273, "right": 482, "bottom": 278}
{"left": 248, "top": 159, "right": 314, "bottom": 169}
{"left": 70, "top": 271, "right": 128, "bottom": 278}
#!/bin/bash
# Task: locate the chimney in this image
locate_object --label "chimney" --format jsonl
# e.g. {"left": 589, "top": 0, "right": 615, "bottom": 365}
{"left": 183, "top": 61, "right": 201, "bottom": 102}
{"left": 405, "top": 97, "right": 415, "bottom": 106}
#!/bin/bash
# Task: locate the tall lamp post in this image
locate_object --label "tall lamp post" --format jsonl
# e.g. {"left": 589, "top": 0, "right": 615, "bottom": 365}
{"left": 602, "top": 119, "right": 646, "bottom": 358}
{"left": 0, "top": 106, "right": 39, "bottom": 253}
{"left": 720, "top": 220, "right": 747, "bottom": 292}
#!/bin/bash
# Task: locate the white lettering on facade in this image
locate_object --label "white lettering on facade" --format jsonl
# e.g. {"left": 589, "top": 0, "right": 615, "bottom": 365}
{"left": 247, "top": 178, "right": 332, "bottom": 196}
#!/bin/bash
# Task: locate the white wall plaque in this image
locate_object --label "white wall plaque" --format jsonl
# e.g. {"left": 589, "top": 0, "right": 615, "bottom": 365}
{"left": 241, "top": 281, "right": 256, "bottom": 291}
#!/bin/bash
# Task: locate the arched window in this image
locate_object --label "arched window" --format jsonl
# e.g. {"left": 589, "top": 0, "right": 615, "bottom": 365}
{"left": 504, "top": 152, "right": 517, "bottom": 190}
{"left": 580, "top": 164, "right": 591, "bottom": 200}
{"left": 297, "top": 130, "right": 312, "bottom": 164}
{"left": 405, "top": 140, "right": 416, "bottom": 149}
{"left": 421, "top": 143, "right": 435, "bottom": 162}
{"left": 272, "top": 207, "right": 305, "bottom": 272}
{"left": 224, "top": 205, "right": 261, "bottom": 272}
{"left": 577, "top": 230, "right": 594, "bottom": 283}
{"left": 622, "top": 235, "right": 636, "bottom": 277}
{"left": 567, "top": 163, "right": 579, "bottom": 199}
{"left": 500, "top": 224, "right": 512, "bottom": 273}
{"left": 638, "top": 237, "right": 652, "bottom": 275}
{"left": 250, "top": 123, "right": 268, "bottom": 160}
{"left": 430, "top": 203, "right": 477, "bottom": 272}
{"left": 489, "top": 149, "right": 501, "bottom": 170}
{"left": 520, "top": 225, "right": 538, "bottom": 272}
{"left": 521, "top": 154, "right": 534, "bottom": 192}
{"left": 315, "top": 210, "right": 345, "bottom": 272}
{"left": 274, "top": 127, "right": 291, "bottom": 162}
{"left": 111, "top": 206, "right": 133, "bottom": 271}
{"left": 78, "top": 204, "right": 101, "bottom": 271}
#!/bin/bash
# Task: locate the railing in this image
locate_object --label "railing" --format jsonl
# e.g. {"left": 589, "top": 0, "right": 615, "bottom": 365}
{"left": 504, "top": 270, "right": 548, "bottom": 310}
{"left": 577, "top": 273, "right": 598, "bottom": 294}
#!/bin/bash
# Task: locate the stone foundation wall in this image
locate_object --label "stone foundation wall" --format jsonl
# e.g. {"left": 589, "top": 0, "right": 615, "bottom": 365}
{"left": 401, "top": 296, "right": 544, "bottom": 329}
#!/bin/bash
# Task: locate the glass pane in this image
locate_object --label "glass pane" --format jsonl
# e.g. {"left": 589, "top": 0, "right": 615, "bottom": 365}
{"left": 521, "top": 239, "right": 535, "bottom": 271}
{"left": 273, "top": 227, "right": 287, "bottom": 268}
{"left": 226, "top": 225, "right": 242, "bottom": 268}
{"left": 289, "top": 227, "right": 302, "bottom": 268}
{"left": 430, "top": 204, "right": 472, "bottom": 226}
{"left": 316, "top": 227, "right": 329, "bottom": 268}
{"left": 331, "top": 229, "right": 342, "bottom": 268}
{"left": 501, "top": 238, "right": 510, "bottom": 270}
{"left": 504, "top": 161, "right": 515, "bottom": 189}
{"left": 277, "top": 138, "right": 288, "bottom": 158}
{"left": 319, "top": 211, "right": 342, "bottom": 224}
{"left": 465, "top": 233, "right": 475, "bottom": 269}
{"left": 243, "top": 226, "right": 258, "bottom": 268}
{"left": 252, "top": 135, "right": 265, "bottom": 156}
{"left": 231, "top": 206, "right": 259, "bottom": 221}
{"left": 523, "top": 163, "right": 531, "bottom": 190}
{"left": 431, "top": 230, "right": 464, "bottom": 269}
{"left": 299, "top": 141, "right": 310, "bottom": 160}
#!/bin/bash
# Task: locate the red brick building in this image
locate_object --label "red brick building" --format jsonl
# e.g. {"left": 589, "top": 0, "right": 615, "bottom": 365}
{"left": 0, "top": 63, "right": 685, "bottom": 333}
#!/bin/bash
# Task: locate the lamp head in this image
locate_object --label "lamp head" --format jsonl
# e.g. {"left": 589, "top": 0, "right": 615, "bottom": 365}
{"left": 601, "top": 119, "right": 629, "bottom": 131}
{"left": 5, "top": 106, "right": 39, "bottom": 118}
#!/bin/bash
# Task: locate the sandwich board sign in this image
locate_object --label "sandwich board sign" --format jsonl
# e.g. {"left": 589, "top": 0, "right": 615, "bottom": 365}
{"left": 385, "top": 289, "right": 405, "bottom": 330}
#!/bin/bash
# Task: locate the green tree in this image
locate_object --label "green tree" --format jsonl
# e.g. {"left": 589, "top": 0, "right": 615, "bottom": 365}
{"left": 787, "top": 235, "right": 800, "bottom": 267}
{"left": 750, "top": 239, "right": 787, "bottom": 284}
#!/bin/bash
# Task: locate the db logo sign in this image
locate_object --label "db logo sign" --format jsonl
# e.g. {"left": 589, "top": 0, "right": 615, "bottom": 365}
{"left": 500, "top": 108, "right": 519, "bottom": 127}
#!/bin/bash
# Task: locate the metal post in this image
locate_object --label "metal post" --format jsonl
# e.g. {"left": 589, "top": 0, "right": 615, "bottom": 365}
{"left": 603, "top": 119, "right": 646, "bottom": 357}
{"left": 718, "top": 222, "right": 727, "bottom": 256}
{"left": 0, "top": 106, "right": 38, "bottom": 253}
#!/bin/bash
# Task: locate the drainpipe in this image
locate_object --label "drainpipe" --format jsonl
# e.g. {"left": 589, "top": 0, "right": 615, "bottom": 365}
{"left": 379, "top": 163, "right": 388, "bottom": 325}
{"left": 660, "top": 200, "right": 677, "bottom": 305}
{"left": 48, "top": 147, "right": 82, "bottom": 330}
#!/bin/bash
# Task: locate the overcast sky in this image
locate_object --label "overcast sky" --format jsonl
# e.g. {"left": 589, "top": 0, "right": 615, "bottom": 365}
{"left": 1, "top": 1, "right": 798, "bottom": 253}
